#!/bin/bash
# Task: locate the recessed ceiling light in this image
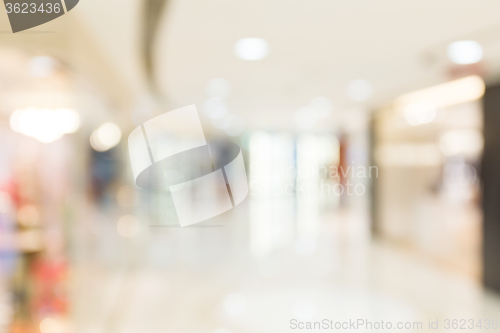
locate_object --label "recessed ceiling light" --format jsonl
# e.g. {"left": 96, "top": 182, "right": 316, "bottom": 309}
{"left": 234, "top": 38, "right": 269, "bottom": 61}
{"left": 447, "top": 40, "right": 483, "bottom": 65}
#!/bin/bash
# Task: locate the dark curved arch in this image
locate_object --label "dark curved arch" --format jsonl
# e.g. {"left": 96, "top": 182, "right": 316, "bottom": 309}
{"left": 142, "top": 0, "right": 169, "bottom": 91}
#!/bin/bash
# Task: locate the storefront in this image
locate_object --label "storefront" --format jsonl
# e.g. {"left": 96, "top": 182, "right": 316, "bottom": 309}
{"left": 372, "top": 76, "right": 485, "bottom": 278}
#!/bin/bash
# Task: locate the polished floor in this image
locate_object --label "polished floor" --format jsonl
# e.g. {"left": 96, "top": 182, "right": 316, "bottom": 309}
{"left": 71, "top": 200, "right": 500, "bottom": 333}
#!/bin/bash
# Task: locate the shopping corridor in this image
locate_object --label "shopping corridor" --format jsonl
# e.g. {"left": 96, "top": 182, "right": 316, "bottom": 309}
{"left": 2, "top": 1, "right": 500, "bottom": 332}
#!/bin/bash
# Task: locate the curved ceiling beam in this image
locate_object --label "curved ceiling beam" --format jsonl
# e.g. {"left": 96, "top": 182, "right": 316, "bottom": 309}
{"left": 143, "top": 0, "right": 168, "bottom": 92}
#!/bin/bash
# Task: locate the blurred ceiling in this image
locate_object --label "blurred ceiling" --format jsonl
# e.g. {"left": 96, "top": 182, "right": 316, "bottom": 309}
{"left": 77, "top": 0, "right": 500, "bottom": 130}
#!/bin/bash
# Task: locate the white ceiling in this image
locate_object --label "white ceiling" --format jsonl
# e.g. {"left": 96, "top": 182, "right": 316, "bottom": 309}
{"left": 74, "top": 0, "right": 146, "bottom": 94}
{"left": 151, "top": 0, "right": 500, "bottom": 130}
{"left": 73, "top": 0, "right": 500, "bottom": 130}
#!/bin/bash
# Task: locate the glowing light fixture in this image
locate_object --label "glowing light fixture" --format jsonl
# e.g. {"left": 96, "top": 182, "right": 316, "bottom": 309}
{"left": 447, "top": 40, "right": 483, "bottom": 65}
{"left": 404, "top": 102, "right": 437, "bottom": 126}
{"left": 90, "top": 122, "right": 122, "bottom": 152}
{"left": 395, "top": 75, "right": 485, "bottom": 111}
{"left": 10, "top": 108, "right": 80, "bottom": 143}
{"left": 234, "top": 38, "right": 269, "bottom": 61}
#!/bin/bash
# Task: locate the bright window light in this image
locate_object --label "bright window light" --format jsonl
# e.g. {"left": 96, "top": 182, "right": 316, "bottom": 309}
{"left": 234, "top": 38, "right": 269, "bottom": 61}
{"left": 447, "top": 40, "right": 483, "bottom": 65}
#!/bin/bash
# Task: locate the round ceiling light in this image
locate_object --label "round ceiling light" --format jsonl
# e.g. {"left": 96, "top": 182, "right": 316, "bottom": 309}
{"left": 447, "top": 40, "right": 483, "bottom": 65}
{"left": 234, "top": 38, "right": 269, "bottom": 61}
{"left": 90, "top": 122, "right": 122, "bottom": 152}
